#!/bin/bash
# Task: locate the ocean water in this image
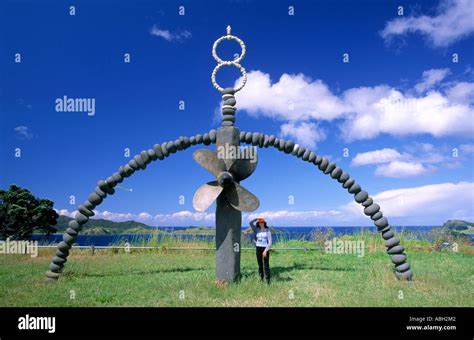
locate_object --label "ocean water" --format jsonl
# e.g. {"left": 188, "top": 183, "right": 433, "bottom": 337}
{"left": 30, "top": 225, "right": 464, "bottom": 247}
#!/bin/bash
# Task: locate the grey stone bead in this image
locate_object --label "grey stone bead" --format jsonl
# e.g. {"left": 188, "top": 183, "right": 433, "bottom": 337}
{"left": 284, "top": 140, "right": 295, "bottom": 154}
{"left": 221, "top": 121, "right": 234, "bottom": 126}
{"left": 147, "top": 149, "right": 157, "bottom": 161}
{"left": 223, "top": 87, "right": 235, "bottom": 95}
{"left": 119, "top": 166, "right": 128, "bottom": 178}
{"left": 87, "top": 192, "right": 103, "bottom": 206}
{"left": 263, "top": 135, "right": 270, "bottom": 147}
{"left": 195, "top": 134, "right": 203, "bottom": 144}
{"left": 239, "top": 131, "right": 246, "bottom": 142}
{"left": 374, "top": 217, "right": 388, "bottom": 228}
{"left": 258, "top": 133, "right": 265, "bottom": 147}
{"left": 153, "top": 144, "right": 164, "bottom": 160}
{"left": 140, "top": 150, "right": 151, "bottom": 164}
{"left": 209, "top": 130, "right": 217, "bottom": 143}
{"left": 203, "top": 133, "right": 211, "bottom": 145}
{"left": 338, "top": 171, "right": 350, "bottom": 183}
{"left": 362, "top": 197, "right": 373, "bottom": 207}
{"left": 65, "top": 228, "right": 78, "bottom": 236}
{"left": 324, "top": 162, "right": 336, "bottom": 175}
{"left": 385, "top": 237, "right": 400, "bottom": 248}
{"left": 224, "top": 97, "right": 236, "bottom": 106}
{"left": 331, "top": 167, "right": 343, "bottom": 179}
{"left": 45, "top": 271, "right": 60, "bottom": 279}
{"left": 84, "top": 199, "right": 96, "bottom": 212}
{"left": 302, "top": 149, "right": 311, "bottom": 161}
{"left": 291, "top": 145, "right": 299, "bottom": 156}
{"left": 56, "top": 249, "right": 69, "bottom": 258}
{"left": 50, "top": 263, "right": 62, "bottom": 273}
{"left": 380, "top": 225, "right": 391, "bottom": 233}
{"left": 297, "top": 147, "right": 306, "bottom": 158}
{"left": 355, "top": 190, "right": 368, "bottom": 203}
{"left": 245, "top": 132, "right": 252, "bottom": 143}
{"left": 167, "top": 141, "right": 177, "bottom": 153}
{"left": 123, "top": 164, "right": 134, "bottom": 176}
{"left": 343, "top": 178, "right": 355, "bottom": 189}
{"left": 128, "top": 159, "right": 139, "bottom": 170}
{"left": 348, "top": 182, "right": 362, "bottom": 194}
{"left": 222, "top": 107, "right": 236, "bottom": 115}
{"left": 395, "top": 263, "right": 410, "bottom": 272}
{"left": 278, "top": 139, "right": 285, "bottom": 151}
{"left": 183, "top": 136, "right": 190, "bottom": 147}
{"left": 63, "top": 233, "right": 76, "bottom": 244}
{"left": 161, "top": 142, "right": 169, "bottom": 156}
{"left": 314, "top": 156, "right": 323, "bottom": 165}
{"left": 174, "top": 138, "right": 183, "bottom": 150}
{"left": 95, "top": 187, "right": 107, "bottom": 199}
{"left": 391, "top": 254, "right": 407, "bottom": 265}
{"left": 382, "top": 230, "right": 395, "bottom": 240}
{"left": 308, "top": 151, "right": 316, "bottom": 163}
{"left": 98, "top": 179, "right": 109, "bottom": 191}
{"left": 269, "top": 135, "right": 276, "bottom": 145}
{"left": 387, "top": 245, "right": 405, "bottom": 254}
{"left": 252, "top": 132, "right": 260, "bottom": 145}
{"left": 112, "top": 172, "right": 123, "bottom": 183}
{"left": 52, "top": 256, "right": 67, "bottom": 265}
{"left": 134, "top": 155, "right": 146, "bottom": 169}
{"left": 318, "top": 158, "right": 329, "bottom": 171}
{"left": 78, "top": 204, "right": 94, "bottom": 217}
{"left": 57, "top": 241, "right": 71, "bottom": 251}
{"left": 364, "top": 203, "right": 380, "bottom": 216}
{"left": 75, "top": 212, "right": 89, "bottom": 225}
{"left": 395, "top": 269, "right": 413, "bottom": 280}
{"left": 189, "top": 136, "right": 196, "bottom": 145}
{"left": 106, "top": 176, "right": 117, "bottom": 187}
{"left": 371, "top": 211, "right": 383, "bottom": 221}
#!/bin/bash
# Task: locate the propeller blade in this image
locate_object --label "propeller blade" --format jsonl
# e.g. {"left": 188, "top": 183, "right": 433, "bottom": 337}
{"left": 192, "top": 149, "right": 226, "bottom": 177}
{"left": 225, "top": 182, "right": 260, "bottom": 212}
{"left": 193, "top": 181, "right": 224, "bottom": 212}
{"left": 228, "top": 148, "right": 258, "bottom": 181}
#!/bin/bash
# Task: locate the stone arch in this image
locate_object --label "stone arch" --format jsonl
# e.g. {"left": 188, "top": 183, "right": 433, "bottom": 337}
{"left": 45, "top": 129, "right": 413, "bottom": 282}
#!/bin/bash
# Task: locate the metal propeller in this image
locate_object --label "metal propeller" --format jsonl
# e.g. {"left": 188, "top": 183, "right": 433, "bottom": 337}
{"left": 192, "top": 148, "right": 259, "bottom": 212}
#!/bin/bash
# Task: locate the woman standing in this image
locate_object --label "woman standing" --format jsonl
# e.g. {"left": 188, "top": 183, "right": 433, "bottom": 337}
{"left": 250, "top": 217, "right": 272, "bottom": 284}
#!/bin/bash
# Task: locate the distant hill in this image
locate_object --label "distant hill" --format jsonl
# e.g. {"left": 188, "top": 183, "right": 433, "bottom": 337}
{"left": 53, "top": 215, "right": 155, "bottom": 234}
{"left": 443, "top": 220, "right": 474, "bottom": 234}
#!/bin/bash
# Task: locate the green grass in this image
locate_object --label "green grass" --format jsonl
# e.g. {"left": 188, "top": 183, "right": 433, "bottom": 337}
{"left": 1, "top": 243, "right": 473, "bottom": 307}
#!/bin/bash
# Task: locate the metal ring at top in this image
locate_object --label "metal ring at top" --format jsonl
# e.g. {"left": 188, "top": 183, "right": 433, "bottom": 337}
{"left": 211, "top": 26, "right": 247, "bottom": 93}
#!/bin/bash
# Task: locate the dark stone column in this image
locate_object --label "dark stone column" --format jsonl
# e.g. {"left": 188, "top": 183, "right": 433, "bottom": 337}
{"left": 215, "top": 125, "right": 241, "bottom": 282}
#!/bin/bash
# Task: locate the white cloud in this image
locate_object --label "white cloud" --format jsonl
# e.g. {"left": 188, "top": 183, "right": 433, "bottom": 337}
{"left": 14, "top": 126, "right": 33, "bottom": 140}
{"left": 279, "top": 121, "right": 326, "bottom": 149}
{"left": 415, "top": 68, "right": 450, "bottom": 93}
{"left": 374, "top": 161, "right": 430, "bottom": 178}
{"left": 380, "top": 0, "right": 474, "bottom": 47}
{"left": 235, "top": 70, "right": 346, "bottom": 122}
{"left": 343, "top": 181, "right": 474, "bottom": 224}
{"left": 149, "top": 24, "right": 191, "bottom": 42}
{"left": 351, "top": 148, "right": 403, "bottom": 166}
{"left": 235, "top": 69, "right": 474, "bottom": 144}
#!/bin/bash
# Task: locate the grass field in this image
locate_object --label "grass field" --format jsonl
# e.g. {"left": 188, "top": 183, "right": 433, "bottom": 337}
{"left": 1, "top": 237, "right": 473, "bottom": 307}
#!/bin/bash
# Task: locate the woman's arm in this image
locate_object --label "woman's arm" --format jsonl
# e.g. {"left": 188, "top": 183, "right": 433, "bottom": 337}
{"left": 264, "top": 231, "right": 272, "bottom": 252}
{"left": 249, "top": 218, "right": 258, "bottom": 232}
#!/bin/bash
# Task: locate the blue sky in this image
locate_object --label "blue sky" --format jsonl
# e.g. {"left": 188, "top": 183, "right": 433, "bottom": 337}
{"left": 1, "top": 0, "right": 473, "bottom": 226}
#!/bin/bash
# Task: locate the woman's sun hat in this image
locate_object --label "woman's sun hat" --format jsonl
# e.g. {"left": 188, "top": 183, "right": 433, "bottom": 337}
{"left": 257, "top": 217, "right": 267, "bottom": 227}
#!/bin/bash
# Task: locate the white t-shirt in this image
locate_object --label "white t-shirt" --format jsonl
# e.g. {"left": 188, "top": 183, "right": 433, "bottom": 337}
{"left": 255, "top": 230, "right": 272, "bottom": 250}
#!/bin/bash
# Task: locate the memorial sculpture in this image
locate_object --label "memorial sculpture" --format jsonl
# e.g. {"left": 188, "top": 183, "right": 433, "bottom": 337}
{"left": 45, "top": 26, "right": 413, "bottom": 283}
